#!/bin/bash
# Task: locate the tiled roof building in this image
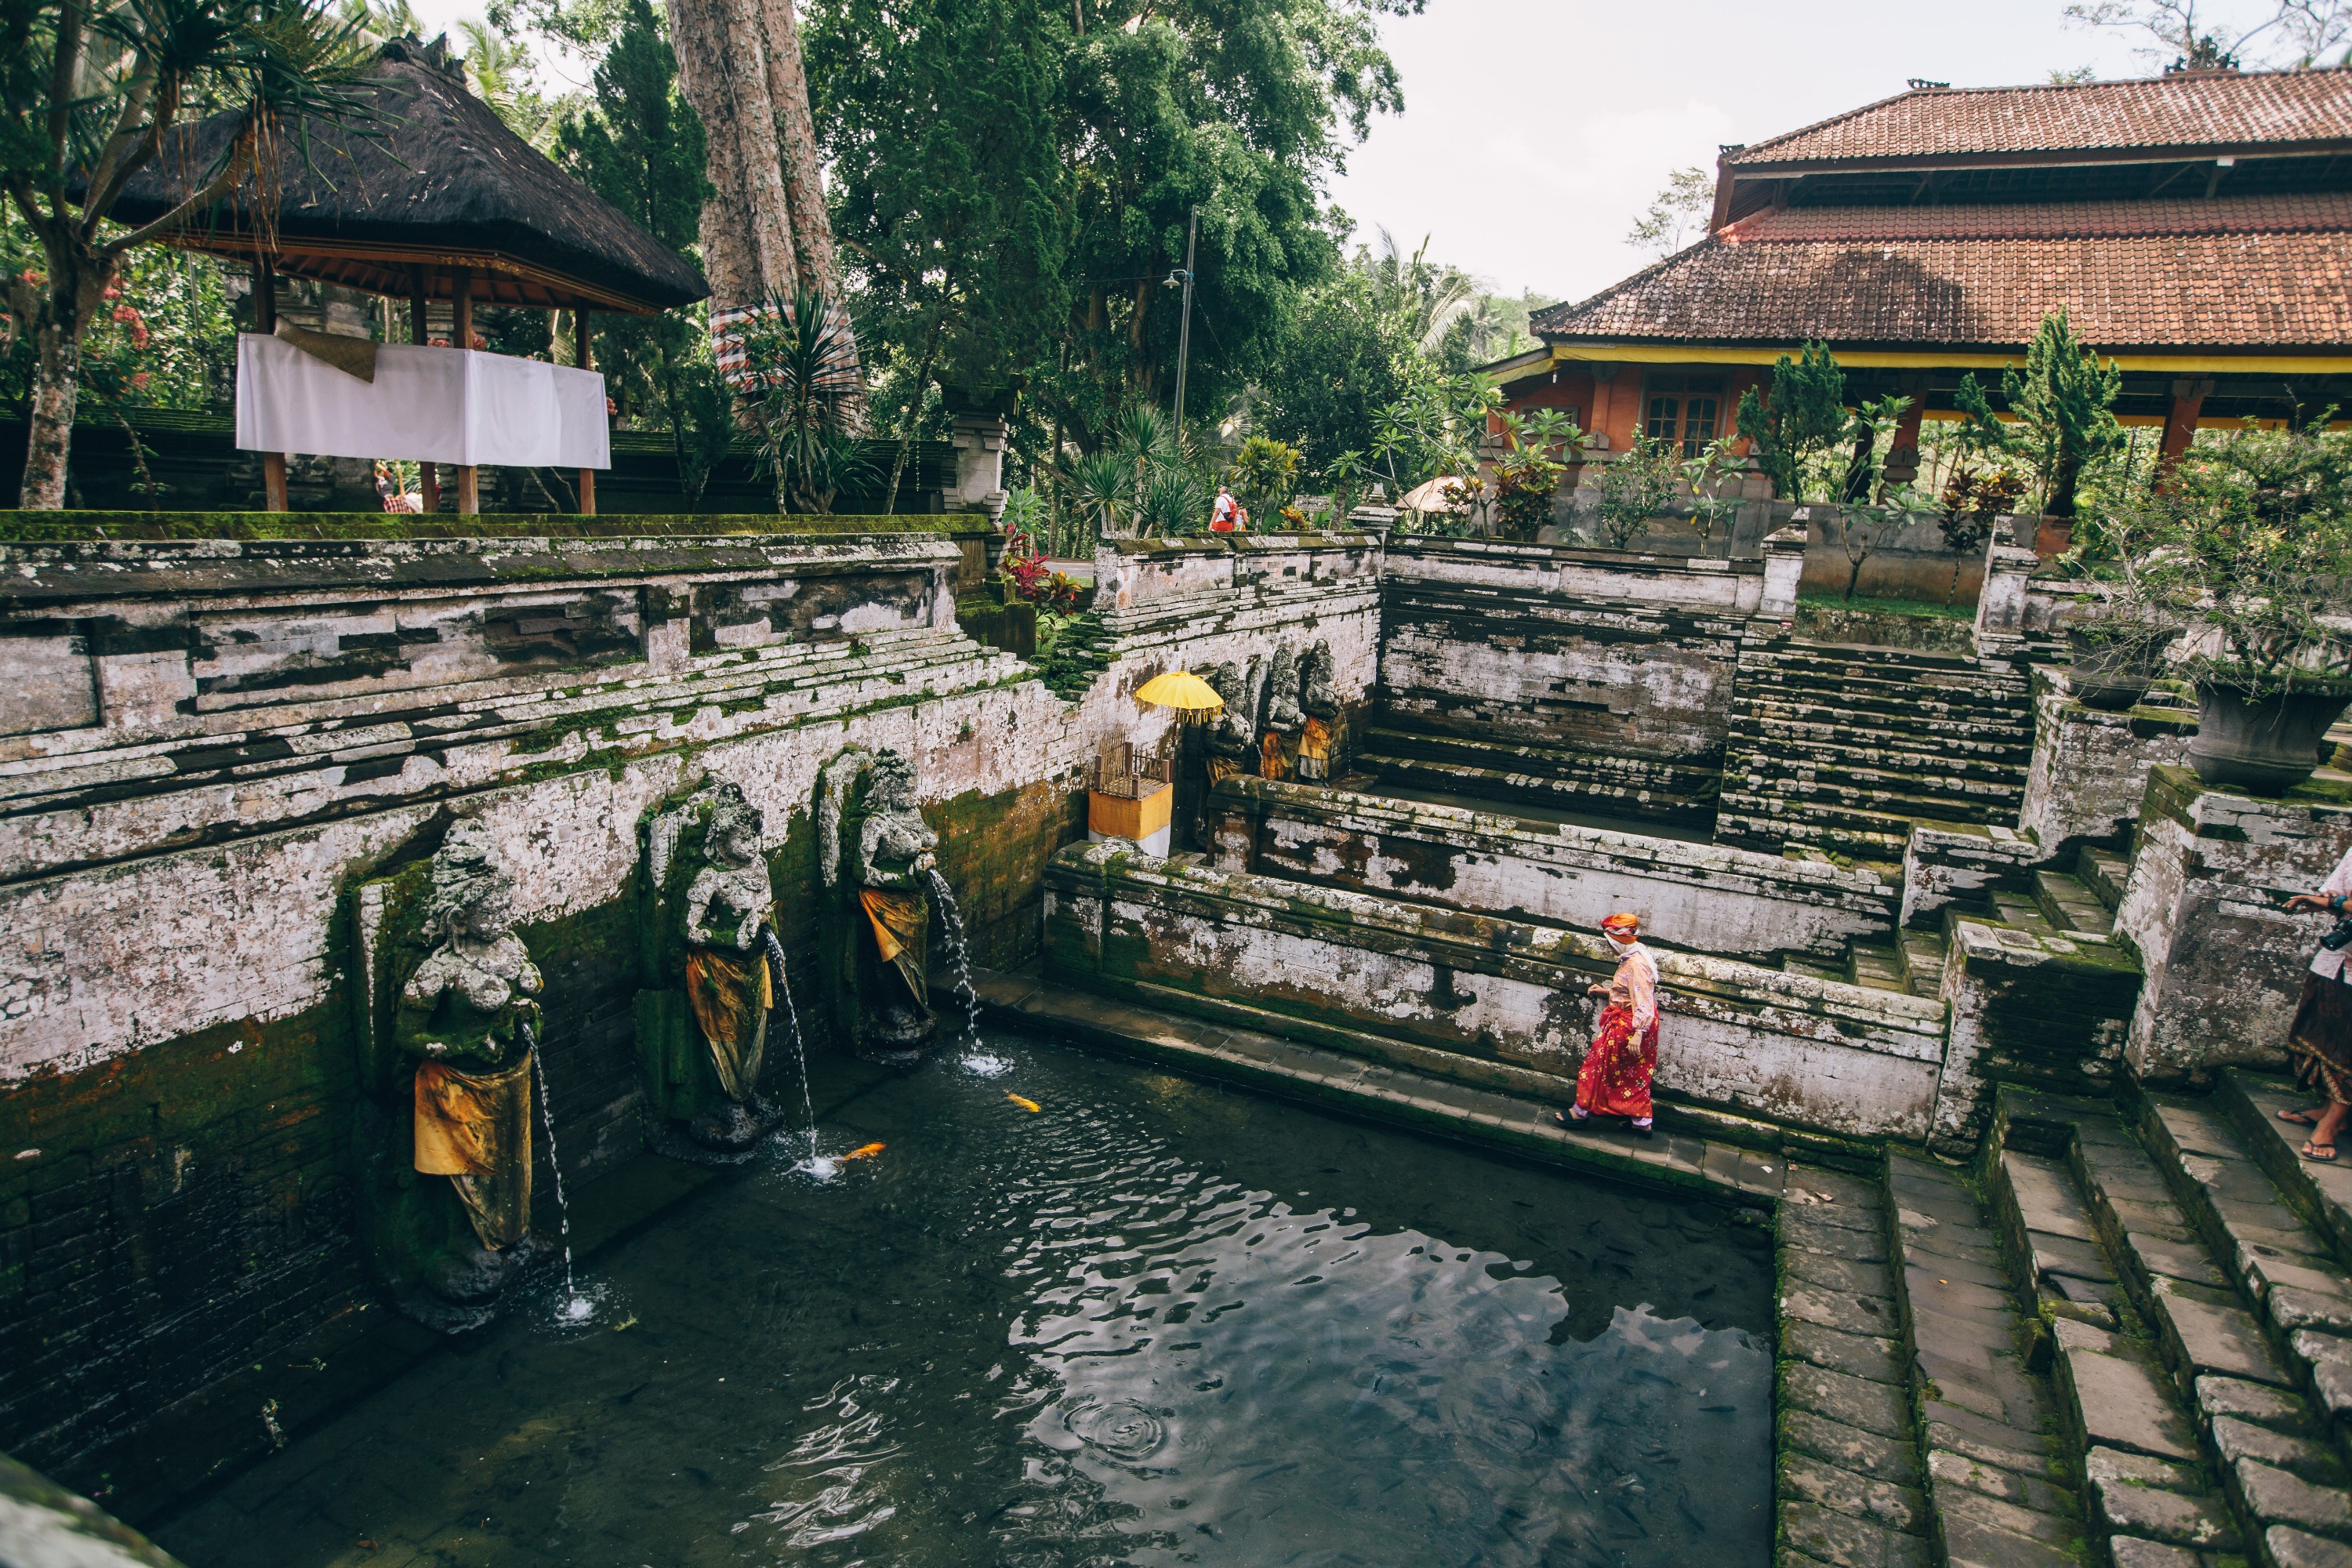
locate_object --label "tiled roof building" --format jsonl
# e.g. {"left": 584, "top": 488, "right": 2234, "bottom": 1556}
{"left": 1492, "top": 66, "right": 2352, "bottom": 485}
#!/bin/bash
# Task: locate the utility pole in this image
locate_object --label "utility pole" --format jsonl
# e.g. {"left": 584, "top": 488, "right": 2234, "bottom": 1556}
{"left": 1169, "top": 206, "right": 1200, "bottom": 441}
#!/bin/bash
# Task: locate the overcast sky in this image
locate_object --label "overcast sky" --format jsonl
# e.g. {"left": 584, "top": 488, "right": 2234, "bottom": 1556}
{"left": 1323, "top": 0, "right": 2185, "bottom": 303}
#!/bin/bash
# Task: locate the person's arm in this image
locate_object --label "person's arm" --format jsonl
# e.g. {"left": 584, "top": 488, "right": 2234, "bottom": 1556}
{"left": 1624, "top": 956, "right": 1657, "bottom": 1035}
{"left": 2290, "top": 849, "right": 2352, "bottom": 912}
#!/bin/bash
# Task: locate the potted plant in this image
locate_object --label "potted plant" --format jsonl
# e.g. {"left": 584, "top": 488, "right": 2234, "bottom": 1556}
{"left": 2052, "top": 502, "right": 2194, "bottom": 711}
{"left": 2161, "top": 422, "right": 2352, "bottom": 793}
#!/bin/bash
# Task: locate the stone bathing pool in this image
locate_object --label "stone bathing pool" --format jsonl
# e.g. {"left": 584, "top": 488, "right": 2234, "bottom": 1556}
{"left": 152, "top": 1033, "right": 1774, "bottom": 1567}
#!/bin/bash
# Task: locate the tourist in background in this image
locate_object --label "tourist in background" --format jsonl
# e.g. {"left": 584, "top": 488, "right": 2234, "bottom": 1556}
{"left": 1555, "top": 911, "right": 1659, "bottom": 1138}
{"left": 2281, "top": 846, "right": 2352, "bottom": 1160}
{"left": 1210, "top": 485, "right": 1238, "bottom": 532}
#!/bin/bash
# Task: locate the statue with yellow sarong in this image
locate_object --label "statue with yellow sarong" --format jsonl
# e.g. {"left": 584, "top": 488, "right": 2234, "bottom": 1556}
{"left": 392, "top": 821, "right": 544, "bottom": 1310}
{"left": 1297, "top": 639, "right": 1340, "bottom": 782}
{"left": 818, "top": 746, "right": 941, "bottom": 1063}
{"left": 679, "top": 785, "right": 783, "bottom": 1149}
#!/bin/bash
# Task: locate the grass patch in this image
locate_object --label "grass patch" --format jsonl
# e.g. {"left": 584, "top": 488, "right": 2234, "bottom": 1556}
{"left": 1797, "top": 593, "right": 1975, "bottom": 622}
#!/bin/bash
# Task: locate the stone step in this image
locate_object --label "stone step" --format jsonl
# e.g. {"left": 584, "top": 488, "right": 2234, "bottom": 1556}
{"left": 1726, "top": 752, "right": 2029, "bottom": 815}
{"left": 1784, "top": 954, "right": 1847, "bottom": 984}
{"left": 1984, "top": 1090, "right": 2250, "bottom": 1562}
{"left": 1883, "top": 1152, "right": 2089, "bottom": 1566}
{"left": 1748, "top": 640, "right": 2027, "bottom": 681}
{"left": 2148, "top": 1089, "right": 2352, "bottom": 1469}
{"left": 2218, "top": 1069, "right": 2352, "bottom": 1276}
{"left": 1846, "top": 942, "right": 1910, "bottom": 993}
{"left": 1730, "top": 688, "right": 2037, "bottom": 736}
{"left": 1719, "top": 774, "right": 2017, "bottom": 830}
{"left": 1352, "top": 750, "right": 1719, "bottom": 828}
{"left": 1715, "top": 800, "right": 1911, "bottom": 862}
{"left": 1774, "top": 1164, "right": 1936, "bottom": 1568}
{"left": 2034, "top": 869, "right": 2118, "bottom": 939}
{"left": 2078, "top": 845, "right": 2132, "bottom": 912}
{"left": 2064, "top": 1090, "right": 2352, "bottom": 1564}
{"left": 1899, "top": 930, "right": 1950, "bottom": 999}
{"left": 1725, "top": 717, "right": 2037, "bottom": 775}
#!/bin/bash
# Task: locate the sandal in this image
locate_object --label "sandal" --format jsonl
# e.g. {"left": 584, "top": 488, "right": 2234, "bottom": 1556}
{"left": 2304, "top": 1140, "right": 2338, "bottom": 1163}
{"left": 2280, "top": 1109, "right": 2321, "bottom": 1127}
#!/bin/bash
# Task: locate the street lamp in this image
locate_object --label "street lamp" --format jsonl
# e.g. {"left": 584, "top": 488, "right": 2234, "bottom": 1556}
{"left": 1164, "top": 206, "right": 1200, "bottom": 441}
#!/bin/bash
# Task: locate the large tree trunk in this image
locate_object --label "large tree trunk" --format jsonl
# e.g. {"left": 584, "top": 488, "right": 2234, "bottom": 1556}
{"left": 758, "top": 0, "right": 837, "bottom": 296}
{"left": 18, "top": 264, "right": 94, "bottom": 510}
{"left": 664, "top": 0, "right": 799, "bottom": 308}
{"left": 665, "top": 0, "right": 844, "bottom": 314}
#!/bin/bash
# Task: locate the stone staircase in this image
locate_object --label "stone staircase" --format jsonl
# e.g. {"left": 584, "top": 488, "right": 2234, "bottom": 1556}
{"left": 1803, "top": 839, "right": 2129, "bottom": 1010}
{"left": 1958, "top": 1082, "right": 2352, "bottom": 1567}
{"left": 1719, "top": 640, "right": 2035, "bottom": 862}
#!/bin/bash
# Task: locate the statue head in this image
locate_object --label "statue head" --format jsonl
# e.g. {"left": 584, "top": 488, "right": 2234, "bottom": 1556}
{"left": 706, "top": 784, "right": 765, "bottom": 866}
{"left": 424, "top": 818, "right": 515, "bottom": 943}
{"left": 870, "top": 748, "right": 918, "bottom": 811}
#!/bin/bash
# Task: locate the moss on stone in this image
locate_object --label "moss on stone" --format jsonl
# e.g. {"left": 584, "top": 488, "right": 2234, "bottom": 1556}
{"left": 0, "top": 510, "right": 969, "bottom": 543}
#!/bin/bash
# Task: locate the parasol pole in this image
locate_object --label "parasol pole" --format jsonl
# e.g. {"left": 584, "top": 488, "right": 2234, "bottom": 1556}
{"left": 411, "top": 264, "right": 438, "bottom": 514}
{"left": 254, "top": 252, "right": 289, "bottom": 512}
{"left": 575, "top": 308, "right": 596, "bottom": 516}
{"left": 452, "top": 267, "right": 478, "bottom": 514}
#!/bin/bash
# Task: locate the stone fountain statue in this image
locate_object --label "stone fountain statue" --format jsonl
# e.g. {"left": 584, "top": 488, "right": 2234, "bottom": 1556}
{"left": 1298, "top": 639, "right": 1340, "bottom": 782}
{"left": 382, "top": 819, "right": 544, "bottom": 1322}
{"left": 678, "top": 785, "right": 782, "bottom": 1149}
{"left": 633, "top": 780, "right": 788, "bottom": 1159}
{"left": 1261, "top": 644, "right": 1302, "bottom": 779}
{"left": 818, "top": 746, "right": 941, "bottom": 1063}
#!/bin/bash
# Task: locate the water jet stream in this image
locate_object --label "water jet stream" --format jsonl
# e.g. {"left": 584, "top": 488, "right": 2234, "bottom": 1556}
{"left": 522, "top": 1021, "right": 585, "bottom": 1320}
{"left": 766, "top": 929, "right": 818, "bottom": 1160}
{"left": 923, "top": 868, "right": 984, "bottom": 1054}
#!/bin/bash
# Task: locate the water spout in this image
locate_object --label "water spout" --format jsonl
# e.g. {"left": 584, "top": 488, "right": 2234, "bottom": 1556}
{"left": 766, "top": 929, "right": 818, "bottom": 1162}
{"left": 523, "top": 1021, "right": 586, "bottom": 1322}
{"left": 924, "top": 867, "right": 984, "bottom": 1054}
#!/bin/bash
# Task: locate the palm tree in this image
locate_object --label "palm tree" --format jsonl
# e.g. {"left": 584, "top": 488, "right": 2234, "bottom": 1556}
{"left": 1062, "top": 448, "right": 1133, "bottom": 542}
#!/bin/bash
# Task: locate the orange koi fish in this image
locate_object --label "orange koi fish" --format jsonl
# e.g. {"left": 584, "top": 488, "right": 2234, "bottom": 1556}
{"left": 1007, "top": 1094, "right": 1042, "bottom": 1113}
{"left": 841, "top": 1142, "right": 887, "bottom": 1162}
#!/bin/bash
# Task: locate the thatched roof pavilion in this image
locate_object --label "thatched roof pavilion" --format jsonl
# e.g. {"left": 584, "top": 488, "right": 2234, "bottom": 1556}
{"left": 109, "top": 36, "right": 708, "bottom": 314}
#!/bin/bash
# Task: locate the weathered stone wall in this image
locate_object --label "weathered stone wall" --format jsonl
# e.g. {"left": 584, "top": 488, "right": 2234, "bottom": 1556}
{"left": 1043, "top": 843, "right": 1951, "bottom": 1140}
{"left": 2114, "top": 766, "right": 2352, "bottom": 1083}
{"left": 1900, "top": 822, "right": 2049, "bottom": 930}
{"left": 2015, "top": 670, "right": 2197, "bottom": 855}
{"left": 0, "top": 520, "right": 1394, "bottom": 1482}
{"left": 1206, "top": 775, "right": 1898, "bottom": 963}
{"left": 1931, "top": 918, "right": 2140, "bottom": 1150}
{"left": 1374, "top": 541, "right": 1756, "bottom": 826}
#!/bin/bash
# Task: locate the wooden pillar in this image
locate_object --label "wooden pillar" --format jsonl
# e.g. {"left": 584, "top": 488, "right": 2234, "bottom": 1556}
{"left": 1883, "top": 378, "right": 1929, "bottom": 486}
{"left": 2160, "top": 377, "right": 2215, "bottom": 477}
{"left": 254, "top": 255, "right": 289, "bottom": 513}
{"left": 411, "top": 266, "right": 439, "bottom": 513}
{"left": 452, "top": 268, "right": 478, "bottom": 515}
{"left": 575, "top": 307, "right": 596, "bottom": 516}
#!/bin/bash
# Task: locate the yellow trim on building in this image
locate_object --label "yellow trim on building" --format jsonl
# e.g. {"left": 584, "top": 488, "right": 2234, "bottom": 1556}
{"left": 1534, "top": 343, "right": 2352, "bottom": 376}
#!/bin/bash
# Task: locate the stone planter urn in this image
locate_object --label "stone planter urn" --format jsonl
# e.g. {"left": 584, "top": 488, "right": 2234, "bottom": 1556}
{"left": 2187, "top": 683, "right": 2351, "bottom": 794}
{"left": 2066, "top": 628, "right": 2161, "bottom": 712}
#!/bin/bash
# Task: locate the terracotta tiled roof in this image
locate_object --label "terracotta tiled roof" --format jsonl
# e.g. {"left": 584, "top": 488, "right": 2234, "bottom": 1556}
{"left": 1720, "top": 192, "right": 2352, "bottom": 242}
{"left": 1727, "top": 68, "right": 2352, "bottom": 166}
{"left": 1530, "top": 230, "right": 2352, "bottom": 350}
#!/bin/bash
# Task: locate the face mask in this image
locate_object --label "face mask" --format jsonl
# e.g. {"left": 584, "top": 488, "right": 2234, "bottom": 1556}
{"left": 1606, "top": 932, "right": 1635, "bottom": 953}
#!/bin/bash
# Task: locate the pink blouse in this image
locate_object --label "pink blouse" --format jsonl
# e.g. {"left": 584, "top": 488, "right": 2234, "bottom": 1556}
{"left": 1606, "top": 942, "right": 1660, "bottom": 1034}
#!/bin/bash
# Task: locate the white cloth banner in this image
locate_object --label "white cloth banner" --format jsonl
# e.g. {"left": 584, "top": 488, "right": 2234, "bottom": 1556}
{"left": 234, "top": 332, "right": 610, "bottom": 469}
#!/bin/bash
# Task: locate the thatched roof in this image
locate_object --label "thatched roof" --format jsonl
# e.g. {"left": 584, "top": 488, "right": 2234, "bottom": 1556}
{"left": 107, "top": 37, "right": 708, "bottom": 314}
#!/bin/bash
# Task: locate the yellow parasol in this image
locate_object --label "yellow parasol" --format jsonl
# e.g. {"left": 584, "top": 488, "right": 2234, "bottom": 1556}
{"left": 1134, "top": 669, "right": 1224, "bottom": 724}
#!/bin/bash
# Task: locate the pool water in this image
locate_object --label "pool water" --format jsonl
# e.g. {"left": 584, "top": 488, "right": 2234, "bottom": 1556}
{"left": 154, "top": 1033, "right": 1775, "bottom": 1567}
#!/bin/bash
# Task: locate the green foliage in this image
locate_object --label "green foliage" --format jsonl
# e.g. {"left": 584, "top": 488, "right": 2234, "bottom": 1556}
{"left": 1589, "top": 432, "right": 1679, "bottom": 550}
{"left": 1491, "top": 408, "right": 1578, "bottom": 542}
{"left": 1368, "top": 368, "right": 1495, "bottom": 502}
{"left": 2117, "top": 421, "right": 2352, "bottom": 694}
{"left": 2001, "top": 309, "right": 2125, "bottom": 519}
{"left": 1734, "top": 343, "right": 1849, "bottom": 503}
{"left": 0, "top": 0, "right": 381, "bottom": 502}
{"left": 1625, "top": 165, "right": 1714, "bottom": 259}
{"left": 1838, "top": 393, "right": 1911, "bottom": 506}
{"left": 556, "top": 0, "right": 731, "bottom": 510}
{"left": 1229, "top": 434, "right": 1301, "bottom": 520}
{"left": 742, "top": 290, "right": 869, "bottom": 514}
{"left": 1679, "top": 435, "right": 1745, "bottom": 553}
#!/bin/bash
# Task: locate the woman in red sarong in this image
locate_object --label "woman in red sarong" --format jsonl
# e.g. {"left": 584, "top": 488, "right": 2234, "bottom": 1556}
{"left": 1554, "top": 911, "right": 1659, "bottom": 1138}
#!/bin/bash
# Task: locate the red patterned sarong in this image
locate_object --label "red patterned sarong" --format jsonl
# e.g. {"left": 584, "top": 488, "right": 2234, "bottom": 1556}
{"left": 1577, "top": 1001, "right": 1657, "bottom": 1120}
